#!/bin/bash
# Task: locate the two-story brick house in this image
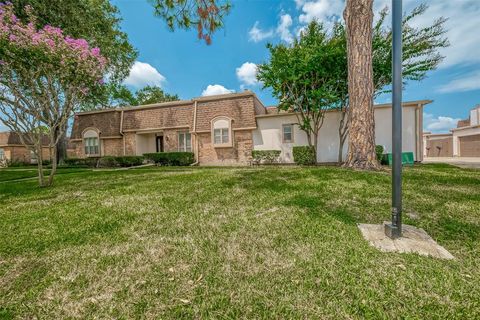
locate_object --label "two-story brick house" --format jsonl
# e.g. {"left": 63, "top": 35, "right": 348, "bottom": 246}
{"left": 70, "top": 91, "right": 431, "bottom": 165}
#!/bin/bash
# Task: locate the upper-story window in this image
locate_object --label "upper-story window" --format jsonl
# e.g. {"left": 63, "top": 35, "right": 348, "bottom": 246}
{"left": 83, "top": 129, "right": 100, "bottom": 156}
{"left": 282, "top": 124, "right": 294, "bottom": 143}
{"left": 212, "top": 117, "right": 232, "bottom": 147}
{"left": 178, "top": 132, "right": 192, "bottom": 152}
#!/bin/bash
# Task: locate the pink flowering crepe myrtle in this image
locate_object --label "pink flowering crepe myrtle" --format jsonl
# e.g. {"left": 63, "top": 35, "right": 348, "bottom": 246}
{"left": 0, "top": 2, "right": 109, "bottom": 186}
{"left": 0, "top": 2, "right": 107, "bottom": 97}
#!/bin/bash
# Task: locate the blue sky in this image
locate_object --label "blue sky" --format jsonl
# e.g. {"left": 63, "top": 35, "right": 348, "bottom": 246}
{"left": 1, "top": 0, "right": 479, "bottom": 133}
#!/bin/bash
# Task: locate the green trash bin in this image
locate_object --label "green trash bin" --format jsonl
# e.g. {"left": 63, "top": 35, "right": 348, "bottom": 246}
{"left": 386, "top": 152, "right": 414, "bottom": 166}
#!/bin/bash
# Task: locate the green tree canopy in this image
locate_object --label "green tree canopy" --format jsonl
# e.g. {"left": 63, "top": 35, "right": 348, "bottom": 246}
{"left": 135, "top": 85, "right": 179, "bottom": 105}
{"left": 257, "top": 21, "right": 345, "bottom": 158}
{"left": 259, "top": 4, "right": 448, "bottom": 163}
{"left": 149, "top": 0, "right": 231, "bottom": 44}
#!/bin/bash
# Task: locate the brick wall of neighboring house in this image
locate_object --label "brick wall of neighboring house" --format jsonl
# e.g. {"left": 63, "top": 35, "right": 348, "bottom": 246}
{"left": 2, "top": 146, "right": 51, "bottom": 163}
{"left": 457, "top": 119, "right": 470, "bottom": 128}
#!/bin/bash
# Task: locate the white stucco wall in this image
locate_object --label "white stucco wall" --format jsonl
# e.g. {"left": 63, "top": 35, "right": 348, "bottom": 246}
{"left": 253, "top": 106, "right": 420, "bottom": 163}
{"left": 374, "top": 107, "right": 417, "bottom": 158}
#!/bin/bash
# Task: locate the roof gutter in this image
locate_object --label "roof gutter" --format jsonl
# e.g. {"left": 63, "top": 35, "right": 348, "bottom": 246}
{"left": 120, "top": 110, "right": 125, "bottom": 156}
{"left": 191, "top": 100, "right": 199, "bottom": 166}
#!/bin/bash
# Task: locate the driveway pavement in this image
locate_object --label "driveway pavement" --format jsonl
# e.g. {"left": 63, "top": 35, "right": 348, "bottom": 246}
{"left": 423, "top": 157, "right": 480, "bottom": 169}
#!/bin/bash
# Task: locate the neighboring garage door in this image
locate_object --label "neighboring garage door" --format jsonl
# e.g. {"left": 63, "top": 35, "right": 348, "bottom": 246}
{"left": 427, "top": 138, "right": 453, "bottom": 157}
{"left": 459, "top": 135, "right": 480, "bottom": 157}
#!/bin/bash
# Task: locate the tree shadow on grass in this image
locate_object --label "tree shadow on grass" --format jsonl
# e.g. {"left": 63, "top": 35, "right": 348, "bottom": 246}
{"left": 435, "top": 216, "right": 480, "bottom": 243}
{"left": 220, "top": 169, "right": 299, "bottom": 193}
{"left": 283, "top": 194, "right": 357, "bottom": 226}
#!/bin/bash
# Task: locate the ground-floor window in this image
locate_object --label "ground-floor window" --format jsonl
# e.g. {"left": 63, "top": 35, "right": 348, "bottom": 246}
{"left": 30, "top": 150, "right": 38, "bottom": 164}
{"left": 282, "top": 124, "right": 294, "bottom": 143}
{"left": 178, "top": 132, "right": 192, "bottom": 152}
{"left": 211, "top": 117, "right": 232, "bottom": 147}
{"left": 84, "top": 137, "right": 99, "bottom": 156}
{"left": 0, "top": 148, "right": 4, "bottom": 160}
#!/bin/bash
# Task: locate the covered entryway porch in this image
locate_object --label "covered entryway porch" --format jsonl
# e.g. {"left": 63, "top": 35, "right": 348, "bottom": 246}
{"left": 135, "top": 131, "right": 164, "bottom": 156}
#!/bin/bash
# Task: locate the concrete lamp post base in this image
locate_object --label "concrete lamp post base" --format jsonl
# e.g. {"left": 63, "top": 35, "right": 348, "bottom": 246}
{"left": 384, "top": 223, "right": 402, "bottom": 239}
{"left": 358, "top": 222, "right": 454, "bottom": 260}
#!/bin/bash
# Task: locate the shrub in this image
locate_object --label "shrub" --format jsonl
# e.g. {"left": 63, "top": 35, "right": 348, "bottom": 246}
{"left": 97, "top": 156, "right": 118, "bottom": 168}
{"left": 252, "top": 150, "right": 281, "bottom": 164}
{"left": 6, "top": 159, "right": 30, "bottom": 167}
{"left": 293, "top": 146, "right": 316, "bottom": 165}
{"left": 375, "top": 145, "right": 385, "bottom": 164}
{"left": 144, "top": 152, "right": 194, "bottom": 166}
{"left": 64, "top": 157, "right": 99, "bottom": 168}
{"left": 115, "top": 156, "right": 144, "bottom": 167}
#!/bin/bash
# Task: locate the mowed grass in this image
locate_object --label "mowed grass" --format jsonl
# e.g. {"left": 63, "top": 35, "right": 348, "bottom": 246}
{"left": 0, "top": 167, "right": 89, "bottom": 182}
{"left": 0, "top": 164, "right": 479, "bottom": 319}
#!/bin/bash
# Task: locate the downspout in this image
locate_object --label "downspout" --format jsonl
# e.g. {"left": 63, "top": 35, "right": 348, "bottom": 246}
{"left": 119, "top": 110, "right": 125, "bottom": 156}
{"left": 191, "top": 100, "right": 200, "bottom": 166}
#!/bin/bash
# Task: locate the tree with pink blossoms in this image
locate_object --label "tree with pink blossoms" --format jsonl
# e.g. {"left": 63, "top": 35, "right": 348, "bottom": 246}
{"left": 0, "top": 3, "right": 107, "bottom": 186}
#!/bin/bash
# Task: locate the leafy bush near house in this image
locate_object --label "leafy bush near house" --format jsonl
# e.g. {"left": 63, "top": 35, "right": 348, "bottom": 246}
{"left": 97, "top": 156, "right": 118, "bottom": 168}
{"left": 64, "top": 157, "right": 100, "bottom": 168}
{"left": 91, "top": 156, "right": 145, "bottom": 168}
{"left": 252, "top": 150, "right": 281, "bottom": 164}
{"left": 144, "top": 152, "right": 194, "bottom": 166}
{"left": 293, "top": 146, "right": 316, "bottom": 165}
{"left": 6, "top": 160, "right": 30, "bottom": 167}
{"left": 375, "top": 145, "right": 385, "bottom": 164}
{"left": 115, "top": 156, "right": 144, "bottom": 167}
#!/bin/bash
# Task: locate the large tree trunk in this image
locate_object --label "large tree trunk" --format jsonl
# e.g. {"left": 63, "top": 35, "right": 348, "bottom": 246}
{"left": 47, "top": 145, "right": 58, "bottom": 186}
{"left": 338, "top": 107, "right": 349, "bottom": 163}
{"left": 35, "top": 145, "right": 46, "bottom": 187}
{"left": 343, "top": 0, "right": 380, "bottom": 170}
{"left": 55, "top": 124, "right": 67, "bottom": 165}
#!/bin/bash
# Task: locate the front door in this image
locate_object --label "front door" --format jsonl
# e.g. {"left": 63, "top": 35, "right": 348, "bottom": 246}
{"left": 156, "top": 136, "right": 164, "bottom": 152}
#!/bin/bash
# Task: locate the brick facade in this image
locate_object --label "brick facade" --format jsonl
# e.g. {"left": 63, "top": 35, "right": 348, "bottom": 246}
{"left": 69, "top": 92, "right": 263, "bottom": 165}
{"left": 0, "top": 132, "right": 51, "bottom": 164}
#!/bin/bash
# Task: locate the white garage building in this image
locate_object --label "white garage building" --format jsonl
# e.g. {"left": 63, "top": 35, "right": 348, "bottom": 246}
{"left": 253, "top": 100, "right": 431, "bottom": 163}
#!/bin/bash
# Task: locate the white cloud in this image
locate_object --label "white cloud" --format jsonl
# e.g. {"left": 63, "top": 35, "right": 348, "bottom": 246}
{"left": 236, "top": 62, "right": 259, "bottom": 87}
{"left": 297, "top": 0, "right": 343, "bottom": 27}
{"left": 124, "top": 61, "right": 166, "bottom": 88}
{"left": 372, "top": 0, "right": 480, "bottom": 69}
{"left": 294, "top": 0, "right": 480, "bottom": 69}
{"left": 277, "top": 14, "right": 294, "bottom": 44}
{"left": 248, "top": 22, "right": 274, "bottom": 42}
{"left": 247, "top": 13, "right": 294, "bottom": 44}
{"left": 201, "top": 84, "right": 235, "bottom": 96}
{"left": 424, "top": 113, "right": 461, "bottom": 133}
{"left": 437, "top": 70, "right": 480, "bottom": 93}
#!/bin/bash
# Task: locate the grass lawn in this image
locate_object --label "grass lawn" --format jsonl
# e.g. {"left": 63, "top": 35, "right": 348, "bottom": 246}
{"left": 0, "top": 164, "right": 479, "bottom": 318}
{"left": 0, "top": 167, "right": 90, "bottom": 182}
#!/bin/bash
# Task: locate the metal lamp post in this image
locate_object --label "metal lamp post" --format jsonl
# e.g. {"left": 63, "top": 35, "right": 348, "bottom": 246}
{"left": 385, "top": 0, "right": 403, "bottom": 239}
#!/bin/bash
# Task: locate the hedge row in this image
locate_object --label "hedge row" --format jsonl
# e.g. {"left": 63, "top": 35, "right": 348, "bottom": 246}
{"left": 144, "top": 152, "right": 194, "bottom": 166}
{"left": 64, "top": 156, "right": 144, "bottom": 168}
{"left": 98, "top": 156, "right": 144, "bottom": 167}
